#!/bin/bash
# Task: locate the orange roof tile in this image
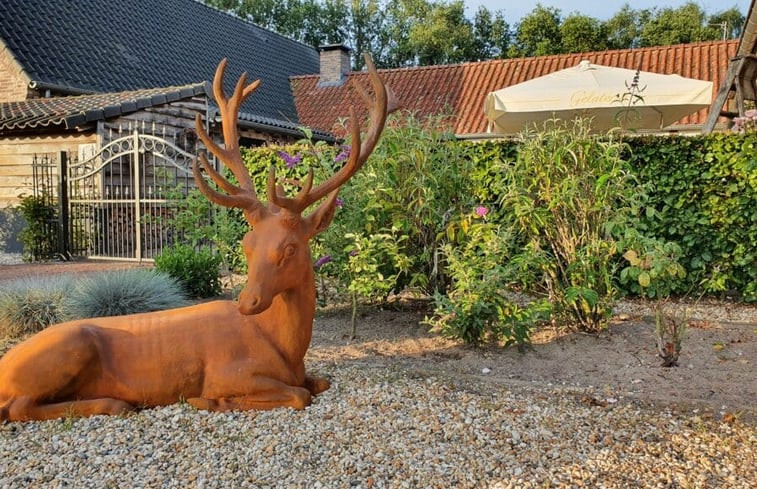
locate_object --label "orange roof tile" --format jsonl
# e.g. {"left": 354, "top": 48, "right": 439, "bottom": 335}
{"left": 292, "top": 40, "right": 738, "bottom": 136}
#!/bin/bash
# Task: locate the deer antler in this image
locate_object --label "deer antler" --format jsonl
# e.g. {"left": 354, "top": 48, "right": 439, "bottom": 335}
{"left": 193, "top": 58, "right": 262, "bottom": 221}
{"left": 269, "top": 54, "right": 399, "bottom": 213}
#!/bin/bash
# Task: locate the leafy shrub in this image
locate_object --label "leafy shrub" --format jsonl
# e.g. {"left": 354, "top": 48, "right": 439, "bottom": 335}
{"left": 63, "top": 269, "right": 189, "bottom": 319}
{"left": 617, "top": 228, "right": 686, "bottom": 298}
{"left": 0, "top": 275, "right": 73, "bottom": 338}
{"left": 494, "top": 119, "right": 664, "bottom": 332}
{"left": 18, "top": 193, "right": 58, "bottom": 262}
{"left": 343, "top": 114, "right": 478, "bottom": 293}
{"left": 145, "top": 169, "right": 248, "bottom": 275}
{"left": 154, "top": 245, "right": 222, "bottom": 298}
{"left": 242, "top": 114, "right": 478, "bottom": 305}
{"left": 342, "top": 229, "right": 410, "bottom": 338}
{"left": 427, "top": 212, "right": 549, "bottom": 348}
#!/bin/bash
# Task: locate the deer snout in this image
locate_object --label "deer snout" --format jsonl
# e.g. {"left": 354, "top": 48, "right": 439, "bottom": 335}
{"left": 237, "top": 286, "right": 271, "bottom": 315}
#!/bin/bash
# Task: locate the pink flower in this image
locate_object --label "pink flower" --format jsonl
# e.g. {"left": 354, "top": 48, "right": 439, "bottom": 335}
{"left": 475, "top": 206, "right": 489, "bottom": 217}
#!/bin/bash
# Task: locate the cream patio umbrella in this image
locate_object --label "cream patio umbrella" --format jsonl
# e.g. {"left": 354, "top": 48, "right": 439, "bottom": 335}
{"left": 485, "top": 60, "right": 713, "bottom": 134}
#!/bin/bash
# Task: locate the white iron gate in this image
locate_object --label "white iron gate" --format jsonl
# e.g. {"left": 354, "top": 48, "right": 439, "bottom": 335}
{"left": 67, "top": 129, "right": 197, "bottom": 261}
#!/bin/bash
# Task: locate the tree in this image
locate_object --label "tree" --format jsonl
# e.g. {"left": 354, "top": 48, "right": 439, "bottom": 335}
{"left": 472, "top": 6, "right": 509, "bottom": 59}
{"left": 511, "top": 5, "right": 562, "bottom": 57}
{"left": 406, "top": 1, "right": 476, "bottom": 65}
{"left": 203, "top": 0, "right": 740, "bottom": 68}
{"left": 560, "top": 14, "right": 606, "bottom": 54}
{"left": 348, "top": 0, "right": 389, "bottom": 70}
{"left": 302, "top": 0, "right": 349, "bottom": 48}
{"left": 640, "top": 2, "right": 720, "bottom": 47}
{"left": 383, "top": 0, "right": 430, "bottom": 67}
{"left": 708, "top": 7, "right": 746, "bottom": 40}
{"left": 604, "top": 4, "right": 651, "bottom": 49}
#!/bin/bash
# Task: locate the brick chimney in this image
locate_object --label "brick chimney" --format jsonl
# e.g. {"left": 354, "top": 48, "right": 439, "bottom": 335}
{"left": 318, "top": 44, "right": 352, "bottom": 86}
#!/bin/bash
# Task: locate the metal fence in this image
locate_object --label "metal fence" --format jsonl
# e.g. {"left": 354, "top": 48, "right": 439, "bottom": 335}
{"left": 30, "top": 128, "right": 199, "bottom": 261}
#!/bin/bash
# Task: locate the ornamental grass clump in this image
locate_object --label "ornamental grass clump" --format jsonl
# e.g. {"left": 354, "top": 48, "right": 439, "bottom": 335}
{"left": 0, "top": 275, "right": 74, "bottom": 338}
{"left": 63, "top": 269, "right": 189, "bottom": 319}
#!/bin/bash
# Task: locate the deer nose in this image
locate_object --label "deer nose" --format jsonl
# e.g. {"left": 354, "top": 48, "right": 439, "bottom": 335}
{"left": 238, "top": 284, "right": 270, "bottom": 315}
{"left": 238, "top": 295, "right": 261, "bottom": 315}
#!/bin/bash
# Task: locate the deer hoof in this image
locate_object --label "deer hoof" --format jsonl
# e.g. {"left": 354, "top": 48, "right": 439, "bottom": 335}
{"left": 305, "top": 376, "right": 331, "bottom": 395}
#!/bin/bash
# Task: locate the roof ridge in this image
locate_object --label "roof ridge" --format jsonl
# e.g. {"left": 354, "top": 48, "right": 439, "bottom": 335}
{"left": 291, "top": 39, "right": 739, "bottom": 80}
{"left": 0, "top": 82, "right": 210, "bottom": 132}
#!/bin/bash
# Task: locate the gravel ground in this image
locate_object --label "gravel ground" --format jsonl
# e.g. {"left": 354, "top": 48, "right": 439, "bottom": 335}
{"left": 0, "top": 252, "right": 22, "bottom": 266}
{"left": 0, "top": 363, "right": 754, "bottom": 489}
{"left": 0, "top": 259, "right": 754, "bottom": 487}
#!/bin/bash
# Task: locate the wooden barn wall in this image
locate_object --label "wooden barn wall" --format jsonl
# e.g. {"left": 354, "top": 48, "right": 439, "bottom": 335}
{"left": 0, "top": 133, "right": 97, "bottom": 206}
{"left": 100, "top": 95, "right": 209, "bottom": 151}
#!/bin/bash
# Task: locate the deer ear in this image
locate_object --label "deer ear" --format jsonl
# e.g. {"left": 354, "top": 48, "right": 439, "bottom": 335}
{"left": 304, "top": 190, "right": 339, "bottom": 238}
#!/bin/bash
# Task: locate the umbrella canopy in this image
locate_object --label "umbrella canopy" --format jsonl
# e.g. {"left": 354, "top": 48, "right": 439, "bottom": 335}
{"left": 485, "top": 60, "right": 713, "bottom": 134}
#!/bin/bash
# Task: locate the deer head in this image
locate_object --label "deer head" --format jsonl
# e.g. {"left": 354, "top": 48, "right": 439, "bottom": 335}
{"left": 194, "top": 56, "right": 398, "bottom": 315}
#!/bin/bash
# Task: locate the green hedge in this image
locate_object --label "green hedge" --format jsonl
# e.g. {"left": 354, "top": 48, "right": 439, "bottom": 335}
{"left": 459, "top": 133, "right": 755, "bottom": 301}
{"left": 623, "top": 134, "right": 756, "bottom": 300}
{"left": 237, "top": 131, "right": 754, "bottom": 302}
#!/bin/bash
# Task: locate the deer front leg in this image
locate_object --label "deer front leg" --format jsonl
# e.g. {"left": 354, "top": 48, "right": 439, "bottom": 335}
{"left": 187, "top": 376, "right": 312, "bottom": 412}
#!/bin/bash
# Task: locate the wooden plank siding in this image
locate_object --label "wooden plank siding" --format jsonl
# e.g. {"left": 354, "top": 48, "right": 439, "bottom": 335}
{"left": 0, "top": 96, "right": 208, "bottom": 207}
{"left": 0, "top": 133, "right": 96, "bottom": 205}
{"left": 101, "top": 97, "right": 208, "bottom": 147}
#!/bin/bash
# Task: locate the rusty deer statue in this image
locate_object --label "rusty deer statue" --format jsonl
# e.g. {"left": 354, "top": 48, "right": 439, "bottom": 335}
{"left": 0, "top": 56, "right": 398, "bottom": 421}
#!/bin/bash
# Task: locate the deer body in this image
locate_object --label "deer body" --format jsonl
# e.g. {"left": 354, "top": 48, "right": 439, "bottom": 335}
{"left": 0, "top": 230, "right": 323, "bottom": 421}
{"left": 0, "top": 56, "right": 397, "bottom": 421}
{"left": 0, "top": 301, "right": 306, "bottom": 407}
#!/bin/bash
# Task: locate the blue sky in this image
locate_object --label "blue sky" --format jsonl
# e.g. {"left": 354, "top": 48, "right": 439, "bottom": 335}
{"left": 464, "top": 1, "right": 751, "bottom": 22}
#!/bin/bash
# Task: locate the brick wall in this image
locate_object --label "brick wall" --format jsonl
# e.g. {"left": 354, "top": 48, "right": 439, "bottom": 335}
{"left": 319, "top": 45, "right": 351, "bottom": 86}
{"left": 0, "top": 44, "right": 30, "bottom": 103}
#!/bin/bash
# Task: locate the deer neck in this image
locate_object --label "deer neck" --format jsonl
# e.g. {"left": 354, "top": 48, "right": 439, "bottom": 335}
{"left": 253, "top": 267, "right": 316, "bottom": 368}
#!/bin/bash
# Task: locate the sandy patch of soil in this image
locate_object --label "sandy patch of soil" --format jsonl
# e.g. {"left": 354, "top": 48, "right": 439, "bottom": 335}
{"left": 308, "top": 301, "right": 756, "bottom": 421}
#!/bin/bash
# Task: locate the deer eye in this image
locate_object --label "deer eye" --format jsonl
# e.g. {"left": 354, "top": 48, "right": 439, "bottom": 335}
{"left": 283, "top": 244, "right": 296, "bottom": 257}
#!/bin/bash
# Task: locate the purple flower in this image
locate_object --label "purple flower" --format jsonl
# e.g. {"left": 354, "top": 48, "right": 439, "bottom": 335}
{"left": 334, "top": 145, "right": 351, "bottom": 163}
{"left": 335, "top": 197, "right": 344, "bottom": 208}
{"left": 475, "top": 206, "right": 489, "bottom": 217}
{"left": 314, "top": 255, "right": 332, "bottom": 269}
{"left": 349, "top": 250, "right": 359, "bottom": 257}
{"left": 278, "top": 151, "right": 302, "bottom": 169}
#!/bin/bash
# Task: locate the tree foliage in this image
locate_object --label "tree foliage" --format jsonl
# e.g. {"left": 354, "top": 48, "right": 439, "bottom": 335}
{"left": 203, "top": 0, "right": 745, "bottom": 68}
{"left": 639, "top": 2, "right": 714, "bottom": 46}
{"left": 511, "top": 5, "right": 562, "bottom": 57}
{"left": 560, "top": 14, "right": 607, "bottom": 54}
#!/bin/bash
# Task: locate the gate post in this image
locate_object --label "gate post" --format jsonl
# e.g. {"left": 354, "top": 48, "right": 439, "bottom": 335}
{"left": 133, "top": 129, "right": 142, "bottom": 262}
{"left": 58, "top": 151, "right": 70, "bottom": 258}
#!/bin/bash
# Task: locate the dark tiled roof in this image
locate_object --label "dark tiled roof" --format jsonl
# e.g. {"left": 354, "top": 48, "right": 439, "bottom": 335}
{"left": 0, "top": 84, "right": 208, "bottom": 131}
{"left": 292, "top": 40, "right": 739, "bottom": 136}
{"left": 0, "top": 0, "right": 319, "bottom": 128}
